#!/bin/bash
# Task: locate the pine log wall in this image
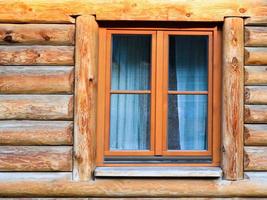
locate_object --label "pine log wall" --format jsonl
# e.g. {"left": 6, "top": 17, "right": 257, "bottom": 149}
{"left": 0, "top": 24, "right": 75, "bottom": 181}
{"left": 244, "top": 21, "right": 267, "bottom": 172}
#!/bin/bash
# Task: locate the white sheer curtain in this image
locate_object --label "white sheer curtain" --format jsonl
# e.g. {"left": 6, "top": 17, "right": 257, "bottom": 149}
{"left": 168, "top": 36, "right": 208, "bottom": 150}
{"left": 110, "top": 35, "right": 151, "bottom": 150}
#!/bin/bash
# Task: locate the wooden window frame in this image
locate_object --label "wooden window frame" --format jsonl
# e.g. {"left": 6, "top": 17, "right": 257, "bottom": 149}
{"left": 96, "top": 26, "right": 221, "bottom": 167}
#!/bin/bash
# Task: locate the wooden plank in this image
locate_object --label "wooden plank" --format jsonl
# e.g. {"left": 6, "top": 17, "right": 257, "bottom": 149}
{"left": 245, "top": 86, "right": 267, "bottom": 104}
{"left": 0, "top": 121, "right": 73, "bottom": 145}
{"left": 0, "top": 24, "right": 75, "bottom": 45}
{"left": 0, "top": 66, "right": 74, "bottom": 94}
{"left": 73, "top": 15, "right": 98, "bottom": 181}
{"left": 245, "top": 48, "right": 267, "bottom": 65}
{"left": 0, "top": 146, "right": 72, "bottom": 171}
{"left": 0, "top": 0, "right": 266, "bottom": 23}
{"left": 222, "top": 17, "right": 244, "bottom": 180}
{"left": 245, "top": 105, "right": 267, "bottom": 123}
{"left": 244, "top": 124, "right": 267, "bottom": 146}
{"left": 244, "top": 147, "right": 267, "bottom": 170}
{"left": 245, "top": 16, "right": 267, "bottom": 26}
{"left": 94, "top": 167, "right": 222, "bottom": 177}
{"left": 0, "top": 175, "right": 267, "bottom": 197}
{"left": 245, "top": 66, "right": 267, "bottom": 85}
{"left": 245, "top": 27, "right": 267, "bottom": 47}
{"left": 0, "top": 172, "right": 72, "bottom": 181}
{"left": 0, "top": 46, "right": 74, "bottom": 66}
{"left": 0, "top": 95, "right": 73, "bottom": 120}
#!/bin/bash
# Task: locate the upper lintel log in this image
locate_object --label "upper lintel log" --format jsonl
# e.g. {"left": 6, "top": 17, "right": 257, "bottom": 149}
{"left": 0, "top": 24, "right": 75, "bottom": 45}
{"left": 222, "top": 17, "right": 244, "bottom": 180}
{"left": 0, "top": 46, "right": 74, "bottom": 66}
{"left": 73, "top": 15, "right": 98, "bottom": 181}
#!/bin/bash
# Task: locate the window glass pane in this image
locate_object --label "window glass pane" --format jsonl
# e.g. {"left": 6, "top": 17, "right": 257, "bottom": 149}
{"left": 168, "top": 95, "right": 208, "bottom": 150}
{"left": 168, "top": 35, "right": 208, "bottom": 91}
{"left": 111, "top": 35, "right": 151, "bottom": 90}
{"left": 110, "top": 94, "right": 150, "bottom": 150}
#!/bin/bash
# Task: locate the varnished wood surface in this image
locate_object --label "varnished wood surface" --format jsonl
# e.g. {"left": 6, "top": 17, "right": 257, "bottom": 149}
{"left": 245, "top": 47, "right": 267, "bottom": 65}
{"left": 0, "top": 121, "right": 73, "bottom": 145}
{"left": 244, "top": 147, "right": 267, "bottom": 170}
{"left": 0, "top": 66, "right": 74, "bottom": 94}
{"left": 0, "top": 46, "right": 74, "bottom": 66}
{"left": 0, "top": 24, "right": 75, "bottom": 45}
{"left": 245, "top": 86, "right": 267, "bottom": 104}
{"left": 245, "top": 27, "right": 267, "bottom": 47}
{"left": 0, "top": 146, "right": 72, "bottom": 171}
{"left": 245, "top": 105, "right": 267, "bottom": 123}
{"left": 244, "top": 124, "right": 267, "bottom": 146}
{"left": 0, "top": 95, "right": 73, "bottom": 120}
{"left": 0, "top": 172, "right": 72, "bottom": 181}
{"left": 245, "top": 66, "right": 267, "bottom": 85}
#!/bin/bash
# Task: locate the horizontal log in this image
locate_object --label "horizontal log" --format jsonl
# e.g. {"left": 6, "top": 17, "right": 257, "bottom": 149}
{"left": 0, "top": 172, "right": 267, "bottom": 197}
{"left": 0, "top": 121, "right": 73, "bottom": 145}
{"left": 0, "top": 146, "right": 72, "bottom": 171}
{"left": 245, "top": 16, "right": 267, "bottom": 26}
{"left": 245, "top": 27, "right": 267, "bottom": 47}
{"left": 245, "top": 86, "right": 267, "bottom": 104}
{"left": 0, "top": 172, "right": 71, "bottom": 181}
{"left": 0, "top": 24, "right": 75, "bottom": 45}
{"left": 244, "top": 147, "right": 267, "bottom": 170}
{"left": 0, "top": 46, "right": 74, "bottom": 66}
{"left": 245, "top": 48, "right": 267, "bottom": 65}
{"left": 245, "top": 105, "right": 267, "bottom": 123}
{"left": 244, "top": 124, "right": 267, "bottom": 145}
{"left": 0, "top": 95, "right": 73, "bottom": 120}
{"left": 0, "top": 66, "right": 74, "bottom": 94}
{"left": 245, "top": 66, "right": 267, "bottom": 85}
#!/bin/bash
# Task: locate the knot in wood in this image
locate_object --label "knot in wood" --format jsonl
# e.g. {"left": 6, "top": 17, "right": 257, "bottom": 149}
{"left": 3, "top": 35, "right": 13, "bottom": 43}
{"left": 186, "top": 12, "right": 192, "bottom": 17}
{"left": 231, "top": 57, "right": 239, "bottom": 71}
{"left": 239, "top": 8, "right": 247, "bottom": 13}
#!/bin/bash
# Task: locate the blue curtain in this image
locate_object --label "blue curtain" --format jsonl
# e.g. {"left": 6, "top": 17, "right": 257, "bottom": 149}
{"left": 110, "top": 35, "right": 151, "bottom": 150}
{"left": 168, "top": 36, "right": 208, "bottom": 150}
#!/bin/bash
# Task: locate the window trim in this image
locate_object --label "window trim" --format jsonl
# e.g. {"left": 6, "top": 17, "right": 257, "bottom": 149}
{"left": 96, "top": 26, "right": 221, "bottom": 167}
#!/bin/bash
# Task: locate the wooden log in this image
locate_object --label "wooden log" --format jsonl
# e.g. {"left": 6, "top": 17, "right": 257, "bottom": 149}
{"left": 0, "top": 66, "right": 74, "bottom": 94}
{"left": 0, "top": 1, "right": 266, "bottom": 23}
{"left": 244, "top": 124, "right": 267, "bottom": 146}
{"left": 0, "top": 172, "right": 267, "bottom": 197}
{"left": 245, "top": 66, "right": 267, "bottom": 85}
{"left": 0, "top": 95, "right": 73, "bottom": 120}
{"left": 245, "top": 27, "right": 267, "bottom": 47}
{"left": 244, "top": 147, "right": 267, "bottom": 170}
{"left": 0, "top": 172, "right": 72, "bottom": 181}
{"left": 0, "top": 46, "right": 74, "bottom": 66}
{"left": 245, "top": 105, "right": 267, "bottom": 123}
{"left": 0, "top": 146, "right": 72, "bottom": 171}
{"left": 0, "top": 121, "right": 73, "bottom": 145}
{"left": 245, "top": 86, "right": 267, "bottom": 104}
{"left": 0, "top": 24, "right": 75, "bottom": 45}
{"left": 245, "top": 16, "right": 267, "bottom": 26}
{"left": 245, "top": 47, "right": 267, "bottom": 65}
{"left": 222, "top": 17, "right": 244, "bottom": 180}
{"left": 73, "top": 15, "right": 98, "bottom": 181}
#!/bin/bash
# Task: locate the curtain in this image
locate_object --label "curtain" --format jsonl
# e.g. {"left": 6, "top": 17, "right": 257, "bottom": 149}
{"left": 168, "top": 36, "right": 208, "bottom": 150}
{"left": 110, "top": 35, "right": 151, "bottom": 150}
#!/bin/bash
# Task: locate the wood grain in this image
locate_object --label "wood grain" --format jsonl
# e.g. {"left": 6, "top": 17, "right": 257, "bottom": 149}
{"left": 245, "top": 86, "right": 267, "bottom": 104}
{"left": 73, "top": 15, "right": 98, "bottom": 181}
{"left": 0, "top": 172, "right": 72, "bottom": 181}
{"left": 0, "top": 0, "right": 266, "bottom": 23}
{"left": 245, "top": 27, "right": 267, "bottom": 47}
{"left": 244, "top": 147, "right": 267, "bottom": 170}
{"left": 0, "top": 24, "right": 74, "bottom": 45}
{"left": 222, "top": 17, "right": 244, "bottom": 180}
{"left": 0, "top": 172, "right": 267, "bottom": 197}
{"left": 0, "top": 121, "right": 73, "bottom": 145}
{"left": 0, "top": 95, "right": 73, "bottom": 120}
{"left": 0, "top": 46, "right": 74, "bottom": 66}
{"left": 244, "top": 124, "right": 267, "bottom": 146}
{"left": 0, "top": 66, "right": 74, "bottom": 94}
{"left": 245, "top": 16, "right": 267, "bottom": 26}
{"left": 245, "top": 66, "right": 267, "bottom": 85}
{"left": 245, "top": 105, "right": 267, "bottom": 123}
{"left": 0, "top": 146, "right": 72, "bottom": 171}
{"left": 245, "top": 47, "right": 267, "bottom": 65}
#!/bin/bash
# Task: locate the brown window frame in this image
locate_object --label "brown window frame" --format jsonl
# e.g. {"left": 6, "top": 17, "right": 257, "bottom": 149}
{"left": 96, "top": 26, "right": 221, "bottom": 167}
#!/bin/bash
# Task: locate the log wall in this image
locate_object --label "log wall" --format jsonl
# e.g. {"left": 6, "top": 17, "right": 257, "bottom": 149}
{"left": 0, "top": 23, "right": 75, "bottom": 180}
{"left": 244, "top": 21, "right": 267, "bottom": 171}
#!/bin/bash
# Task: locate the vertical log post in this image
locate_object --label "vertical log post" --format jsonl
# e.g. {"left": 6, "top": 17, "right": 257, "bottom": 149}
{"left": 222, "top": 17, "right": 244, "bottom": 180}
{"left": 74, "top": 15, "right": 98, "bottom": 181}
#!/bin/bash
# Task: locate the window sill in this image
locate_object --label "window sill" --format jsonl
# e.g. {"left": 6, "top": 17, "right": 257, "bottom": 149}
{"left": 94, "top": 166, "right": 222, "bottom": 178}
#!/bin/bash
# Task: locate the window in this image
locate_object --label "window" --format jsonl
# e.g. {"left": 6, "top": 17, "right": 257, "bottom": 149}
{"left": 97, "top": 26, "right": 221, "bottom": 167}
